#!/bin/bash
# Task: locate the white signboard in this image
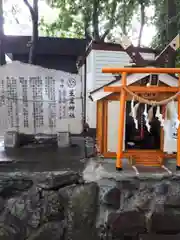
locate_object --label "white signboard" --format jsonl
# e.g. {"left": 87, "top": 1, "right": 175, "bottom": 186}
{"left": 164, "top": 102, "right": 178, "bottom": 153}
{"left": 0, "top": 61, "right": 83, "bottom": 136}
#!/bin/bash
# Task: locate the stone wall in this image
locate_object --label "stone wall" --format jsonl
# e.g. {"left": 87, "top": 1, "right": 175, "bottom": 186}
{"left": 98, "top": 176, "right": 180, "bottom": 239}
{"left": 0, "top": 171, "right": 98, "bottom": 240}
{"left": 1, "top": 169, "right": 180, "bottom": 239}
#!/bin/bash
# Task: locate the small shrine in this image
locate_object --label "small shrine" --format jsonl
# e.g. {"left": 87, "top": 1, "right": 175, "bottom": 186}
{"left": 89, "top": 34, "right": 180, "bottom": 170}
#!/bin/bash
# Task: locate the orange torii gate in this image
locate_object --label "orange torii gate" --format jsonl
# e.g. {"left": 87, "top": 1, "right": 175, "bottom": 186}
{"left": 102, "top": 67, "right": 180, "bottom": 171}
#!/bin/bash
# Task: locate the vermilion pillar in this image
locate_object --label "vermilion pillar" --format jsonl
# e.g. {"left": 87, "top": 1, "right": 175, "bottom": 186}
{"left": 116, "top": 72, "right": 127, "bottom": 170}
{"left": 177, "top": 74, "right": 180, "bottom": 169}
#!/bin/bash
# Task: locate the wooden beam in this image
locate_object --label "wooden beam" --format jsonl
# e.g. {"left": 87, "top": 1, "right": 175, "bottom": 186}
{"left": 104, "top": 86, "right": 179, "bottom": 93}
{"left": 120, "top": 35, "right": 147, "bottom": 66}
{"left": 155, "top": 34, "right": 180, "bottom": 66}
{"left": 102, "top": 67, "right": 180, "bottom": 74}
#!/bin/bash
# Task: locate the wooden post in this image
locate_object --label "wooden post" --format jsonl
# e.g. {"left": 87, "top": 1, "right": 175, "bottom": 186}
{"left": 177, "top": 73, "right": 180, "bottom": 169}
{"left": 116, "top": 72, "right": 127, "bottom": 170}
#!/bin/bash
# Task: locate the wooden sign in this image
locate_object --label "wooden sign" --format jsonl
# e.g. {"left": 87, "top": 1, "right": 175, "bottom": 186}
{"left": 139, "top": 92, "right": 158, "bottom": 99}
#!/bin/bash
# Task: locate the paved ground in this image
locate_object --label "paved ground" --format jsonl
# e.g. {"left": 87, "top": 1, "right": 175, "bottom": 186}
{"left": 0, "top": 135, "right": 179, "bottom": 178}
{"left": 83, "top": 157, "right": 180, "bottom": 182}
{"left": 0, "top": 137, "right": 94, "bottom": 172}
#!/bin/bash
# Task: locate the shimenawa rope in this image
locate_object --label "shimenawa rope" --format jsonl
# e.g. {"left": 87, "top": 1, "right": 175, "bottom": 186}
{"left": 123, "top": 86, "right": 180, "bottom": 106}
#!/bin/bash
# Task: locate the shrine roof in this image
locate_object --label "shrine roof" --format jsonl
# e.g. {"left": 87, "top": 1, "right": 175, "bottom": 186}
{"left": 77, "top": 41, "right": 160, "bottom": 67}
{"left": 4, "top": 35, "right": 86, "bottom": 56}
{"left": 89, "top": 71, "right": 178, "bottom": 102}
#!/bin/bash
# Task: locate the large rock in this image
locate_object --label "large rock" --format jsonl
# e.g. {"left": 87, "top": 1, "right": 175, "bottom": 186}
{"left": 0, "top": 176, "right": 33, "bottom": 199}
{"left": 150, "top": 180, "right": 180, "bottom": 234}
{"left": 103, "top": 187, "right": 121, "bottom": 209}
{"left": 37, "top": 171, "right": 82, "bottom": 190}
{"left": 59, "top": 182, "right": 99, "bottom": 240}
{"left": 27, "top": 222, "right": 64, "bottom": 240}
{"left": 99, "top": 179, "right": 121, "bottom": 209}
{"left": 107, "top": 209, "right": 146, "bottom": 237}
{"left": 0, "top": 212, "right": 26, "bottom": 240}
{"left": 0, "top": 223, "right": 17, "bottom": 240}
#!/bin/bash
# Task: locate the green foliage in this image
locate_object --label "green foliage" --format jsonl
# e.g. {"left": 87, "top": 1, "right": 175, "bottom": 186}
{"left": 150, "top": 0, "right": 180, "bottom": 68}
{"left": 40, "top": 0, "right": 90, "bottom": 38}
{"left": 40, "top": 0, "right": 139, "bottom": 40}
{"left": 151, "top": 0, "right": 167, "bottom": 49}
{"left": 40, "top": 16, "right": 84, "bottom": 38}
{"left": 151, "top": 0, "right": 180, "bottom": 49}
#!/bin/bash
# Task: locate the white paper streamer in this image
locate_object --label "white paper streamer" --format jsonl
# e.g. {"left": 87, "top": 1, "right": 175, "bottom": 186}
{"left": 143, "top": 104, "right": 151, "bottom": 132}
{"left": 130, "top": 97, "right": 139, "bottom": 129}
{"left": 155, "top": 105, "right": 164, "bottom": 127}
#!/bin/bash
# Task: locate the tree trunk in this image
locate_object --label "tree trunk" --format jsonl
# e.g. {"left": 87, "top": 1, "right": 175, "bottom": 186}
{"left": 24, "top": 0, "right": 39, "bottom": 64}
{"left": 167, "top": 0, "right": 177, "bottom": 67}
{"left": 29, "top": 0, "right": 38, "bottom": 64}
{"left": 138, "top": 2, "right": 145, "bottom": 47}
{"left": 122, "top": 0, "right": 127, "bottom": 35}
{"left": 92, "top": 0, "right": 100, "bottom": 41}
{"left": 0, "top": 0, "right": 6, "bottom": 65}
{"left": 101, "top": 0, "right": 117, "bottom": 42}
{"left": 84, "top": 17, "right": 92, "bottom": 43}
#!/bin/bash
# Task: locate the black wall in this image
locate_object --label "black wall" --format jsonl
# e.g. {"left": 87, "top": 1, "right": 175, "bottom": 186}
{"left": 5, "top": 36, "right": 87, "bottom": 73}
{"left": 13, "top": 54, "right": 78, "bottom": 73}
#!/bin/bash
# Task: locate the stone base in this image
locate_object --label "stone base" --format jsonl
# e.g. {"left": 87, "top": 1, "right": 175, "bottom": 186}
{"left": 116, "top": 167, "right": 123, "bottom": 171}
{"left": 4, "top": 131, "right": 20, "bottom": 149}
{"left": 176, "top": 166, "right": 180, "bottom": 170}
{"left": 57, "top": 132, "right": 70, "bottom": 147}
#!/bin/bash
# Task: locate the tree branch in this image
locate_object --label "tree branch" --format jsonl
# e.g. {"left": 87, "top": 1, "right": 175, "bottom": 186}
{"left": 101, "top": 0, "right": 117, "bottom": 41}
{"left": 11, "top": 6, "right": 20, "bottom": 24}
{"left": 23, "top": 0, "right": 35, "bottom": 19}
{"left": 101, "top": 29, "right": 110, "bottom": 41}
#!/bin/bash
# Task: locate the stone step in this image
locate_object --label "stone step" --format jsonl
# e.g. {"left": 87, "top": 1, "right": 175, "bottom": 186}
{"left": 136, "top": 165, "right": 166, "bottom": 173}
{"left": 130, "top": 152, "right": 162, "bottom": 167}
{"left": 135, "top": 160, "right": 162, "bottom": 166}
{"left": 136, "top": 162, "right": 161, "bottom": 166}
